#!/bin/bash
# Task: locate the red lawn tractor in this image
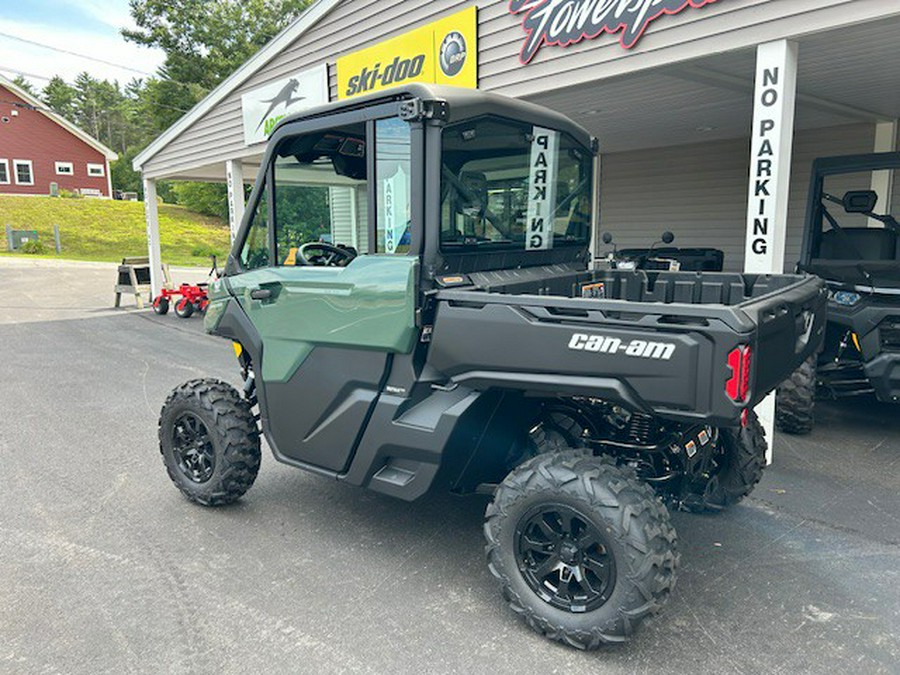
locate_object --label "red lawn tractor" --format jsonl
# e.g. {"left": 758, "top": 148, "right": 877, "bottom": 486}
{"left": 152, "top": 257, "right": 219, "bottom": 319}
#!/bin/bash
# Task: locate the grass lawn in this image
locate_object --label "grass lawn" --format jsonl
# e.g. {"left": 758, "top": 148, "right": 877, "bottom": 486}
{"left": 0, "top": 195, "right": 231, "bottom": 267}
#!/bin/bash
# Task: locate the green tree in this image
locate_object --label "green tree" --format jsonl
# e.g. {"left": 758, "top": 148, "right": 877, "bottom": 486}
{"left": 42, "top": 76, "right": 78, "bottom": 120}
{"left": 128, "top": 74, "right": 198, "bottom": 138}
{"left": 122, "top": 0, "right": 315, "bottom": 215}
{"left": 123, "top": 0, "right": 314, "bottom": 94}
{"left": 110, "top": 147, "right": 143, "bottom": 196}
{"left": 41, "top": 73, "right": 150, "bottom": 193}
{"left": 11, "top": 75, "right": 37, "bottom": 96}
{"left": 274, "top": 186, "right": 331, "bottom": 248}
{"left": 171, "top": 182, "right": 230, "bottom": 221}
{"left": 72, "top": 72, "right": 126, "bottom": 148}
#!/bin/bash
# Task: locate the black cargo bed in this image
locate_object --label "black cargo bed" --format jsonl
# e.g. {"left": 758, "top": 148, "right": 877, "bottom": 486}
{"left": 430, "top": 267, "right": 827, "bottom": 425}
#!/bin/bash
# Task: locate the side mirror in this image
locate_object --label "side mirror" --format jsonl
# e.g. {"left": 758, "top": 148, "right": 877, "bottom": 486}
{"left": 602, "top": 232, "right": 613, "bottom": 245}
{"left": 842, "top": 190, "right": 878, "bottom": 214}
{"left": 661, "top": 231, "right": 675, "bottom": 245}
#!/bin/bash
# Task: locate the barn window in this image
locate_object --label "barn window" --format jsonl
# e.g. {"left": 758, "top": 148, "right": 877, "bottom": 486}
{"left": 13, "top": 160, "right": 33, "bottom": 185}
{"left": 0, "top": 159, "right": 8, "bottom": 184}
{"left": 87, "top": 163, "right": 105, "bottom": 177}
{"left": 55, "top": 162, "right": 74, "bottom": 175}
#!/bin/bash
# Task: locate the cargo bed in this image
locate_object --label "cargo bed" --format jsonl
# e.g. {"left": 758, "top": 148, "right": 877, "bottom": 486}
{"left": 427, "top": 266, "right": 827, "bottom": 426}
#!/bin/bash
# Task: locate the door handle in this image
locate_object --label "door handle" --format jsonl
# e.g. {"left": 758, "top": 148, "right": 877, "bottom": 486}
{"left": 250, "top": 288, "right": 273, "bottom": 300}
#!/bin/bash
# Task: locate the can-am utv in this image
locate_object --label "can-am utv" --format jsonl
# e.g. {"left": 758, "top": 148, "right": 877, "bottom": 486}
{"left": 158, "top": 85, "right": 826, "bottom": 649}
{"left": 776, "top": 153, "right": 900, "bottom": 434}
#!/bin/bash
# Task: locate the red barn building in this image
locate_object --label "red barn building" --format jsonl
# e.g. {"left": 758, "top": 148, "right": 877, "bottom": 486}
{"left": 0, "top": 75, "right": 117, "bottom": 197}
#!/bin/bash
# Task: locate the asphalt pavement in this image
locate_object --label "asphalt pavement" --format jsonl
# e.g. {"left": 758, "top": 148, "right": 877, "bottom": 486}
{"left": 0, "top": 260, "right": 898, "bottom": 674}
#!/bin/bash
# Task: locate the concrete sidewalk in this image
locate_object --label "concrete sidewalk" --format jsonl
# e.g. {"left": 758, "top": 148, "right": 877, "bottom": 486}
{"left": 0, "top": 257, "right": 213, "bottom": 324}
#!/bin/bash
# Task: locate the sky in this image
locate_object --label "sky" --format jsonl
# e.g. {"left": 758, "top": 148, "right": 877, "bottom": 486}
{"left": 0, "top": 0, "right": 165, "bottom": 91}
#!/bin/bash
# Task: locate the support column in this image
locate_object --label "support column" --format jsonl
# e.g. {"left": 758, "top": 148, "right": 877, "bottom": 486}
{"left": 869, "top": 120, "right": 897, "bottom": 228}
{"left": 744, "top": 40, "right": 798, "bottom": 464}
{"left": 226, "top": 159, "right": 246, "bottom": 244}
{"left": 143, "top": 177, "right": 163, "bottom": 298}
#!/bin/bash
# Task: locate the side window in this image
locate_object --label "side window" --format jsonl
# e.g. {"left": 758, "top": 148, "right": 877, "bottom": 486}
{"left": 375, "top": 118, "right": 412, "bottom": 254}
{"left": 240, "top": 186, "right": 270, "bottom": 270}
{"left": 273, "top": 122, "right": 369, "bottom": 264}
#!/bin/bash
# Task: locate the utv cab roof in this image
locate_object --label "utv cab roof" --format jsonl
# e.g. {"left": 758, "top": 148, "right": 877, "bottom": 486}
{"left": 272, "top": 84, "right": 595, "bottom": 151}
{"left": 811, "top": 152, "right": 900, "bottom": 176}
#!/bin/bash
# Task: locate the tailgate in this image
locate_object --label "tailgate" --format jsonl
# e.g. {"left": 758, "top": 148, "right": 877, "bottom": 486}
{"left": 740, "top": 275, "right": 827, "bottom": 403}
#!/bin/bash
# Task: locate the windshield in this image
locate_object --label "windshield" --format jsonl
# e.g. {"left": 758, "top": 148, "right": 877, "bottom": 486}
{"left": 440, "top": 116, "right": 592, "bottom": 252}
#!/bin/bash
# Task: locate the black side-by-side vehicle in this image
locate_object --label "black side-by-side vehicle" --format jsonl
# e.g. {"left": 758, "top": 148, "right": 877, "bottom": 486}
{"left": 157, "top": 85, "right": 826, "bottom": 649}
{"left": 777, "top": 153, "right": 900, "bottom": 434}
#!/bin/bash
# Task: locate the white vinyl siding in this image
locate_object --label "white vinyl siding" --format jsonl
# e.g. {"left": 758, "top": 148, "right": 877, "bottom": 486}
{"left": 139, "top": 0, "right": 900, "bottom": 179}
{"left": 13, "top": 160, "right": 33, "bottom": 185}
{"left": 328, "top": 185, "right": 370, "bottom": 253}
{"left": 599, "top": 123, "right": 875, "bottom": 272}
{"left": 55, "top": 161, "right": 73, "bottom": 175}
{"left": 329, "top": 186, "right": 354, "bottom": 246}
{"left": 0, "top": 159, "right": 9, "bottom": 184}
{"left": 87, "top": 163, "right": 105, "bottom": 177}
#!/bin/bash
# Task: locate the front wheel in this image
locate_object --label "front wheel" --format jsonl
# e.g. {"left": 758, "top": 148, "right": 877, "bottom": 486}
{"left": 152, "top": 296, "right": 169, "bottom": 315}
{"left": 485, "top": 451, "right": 679, "bottom": 649}
{"left": 158, "top": 379, "right": 261, "bottom": 506}
{"left": 175, "top": 298, "right": 194, "bottom": 318}
{"left": 775, "top": 356, "right": 817, "bottom": 435}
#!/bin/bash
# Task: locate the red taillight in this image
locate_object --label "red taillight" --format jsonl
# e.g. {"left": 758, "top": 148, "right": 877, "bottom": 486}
{"left": 726, "top": 345, "right": 752, "bottom": 403}
{"left": 740, "top": 346, "right": 751, "bottom": 401}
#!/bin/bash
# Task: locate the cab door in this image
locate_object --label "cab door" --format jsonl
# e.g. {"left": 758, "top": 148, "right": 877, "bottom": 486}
{"left": 226, "top": 111, "right": 420, "bottom": 473}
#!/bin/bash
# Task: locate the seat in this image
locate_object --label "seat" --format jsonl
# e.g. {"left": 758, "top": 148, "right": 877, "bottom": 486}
{"left": 819, "top": 227, "right": 897, "bottom": 260}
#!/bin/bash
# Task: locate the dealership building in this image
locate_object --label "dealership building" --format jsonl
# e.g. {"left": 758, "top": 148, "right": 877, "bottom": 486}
{"left": 135, "top": 0, "right": 900, "bottom": 284}
{"left": 132, "top": 0, "right": 900, "bottom": 444}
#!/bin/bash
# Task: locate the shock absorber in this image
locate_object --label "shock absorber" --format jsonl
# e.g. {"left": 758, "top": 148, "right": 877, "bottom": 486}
{"left": 626, "top": 412, "right": 655, "bottom": 444}
{"left": 835, "top": 329, "right": 852, "bottom": 362}
{"left": 233, "top": 342, "right": 258, "bottom": 409}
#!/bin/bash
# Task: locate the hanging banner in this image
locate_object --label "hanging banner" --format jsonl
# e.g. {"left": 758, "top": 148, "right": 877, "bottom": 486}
{"left": 241, "top": 64, "right": 329, "bottom": 146}
{"left": 526, "top": 127, "right": 560, "bottom": 250}
{"left": 337, "top": 6, "right": 478, "bottom": 99}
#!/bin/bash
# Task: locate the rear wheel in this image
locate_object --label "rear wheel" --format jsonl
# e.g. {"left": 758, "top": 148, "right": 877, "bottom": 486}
{"left": 776, "top": 356, "right": 817, "bottom": 435}
{"left": 158, "top": 379, "right": 261, "bottom": 506}
{"left": 485, "top": 451, "right": 678, "bottom": 649}
{"left": 681, "top": 411, "right": 767, "bottom": 513}
{"left": 175, "top": 298, "right": 194, "bottom": 319}
{"left": 152, "top": 296, "right": 169, "bottom": 315}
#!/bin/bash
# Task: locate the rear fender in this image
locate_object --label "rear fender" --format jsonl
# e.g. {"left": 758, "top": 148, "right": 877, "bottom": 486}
{"left": 445, "top": 391, "right": 541, "bottom": 494}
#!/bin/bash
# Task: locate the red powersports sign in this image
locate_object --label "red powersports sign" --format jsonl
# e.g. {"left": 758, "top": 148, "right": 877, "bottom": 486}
{"left": 509, "top": 0, "right": 719, "bottom": 64}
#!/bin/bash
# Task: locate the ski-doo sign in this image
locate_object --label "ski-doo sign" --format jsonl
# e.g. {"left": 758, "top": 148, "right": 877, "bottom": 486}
{"left": 509, "top": 0, "right": 719, "bottom": 64}
{"left": 241, "top": 65, "right": 328, "bottom": 146}
{"left": 337, "top": 7, "right": 478, "bottom": 99}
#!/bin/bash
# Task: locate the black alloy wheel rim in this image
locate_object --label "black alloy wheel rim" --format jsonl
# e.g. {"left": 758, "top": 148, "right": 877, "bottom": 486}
{"left": 515, "top": 503, "right": 616, "bottom": 613}
{"left": 172, "top": 412, "right": 216, "bottom": 483}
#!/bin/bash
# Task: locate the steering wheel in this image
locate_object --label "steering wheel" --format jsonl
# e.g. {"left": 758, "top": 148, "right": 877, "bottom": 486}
{"left": 297, "top": 242, "right": 356, "bottom": 267}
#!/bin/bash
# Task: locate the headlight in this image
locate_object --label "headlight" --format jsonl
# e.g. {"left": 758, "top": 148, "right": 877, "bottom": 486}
{"left": 830, "top": 290, "right": 861, "bottom": 307}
